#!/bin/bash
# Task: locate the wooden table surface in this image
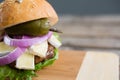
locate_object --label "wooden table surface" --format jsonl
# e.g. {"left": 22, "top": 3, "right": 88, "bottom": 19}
{"left": 33, "top": 50, "right": 85, "bottom": 80}
{"left": 32, "top": 50, "right": 119, "bottom": 80}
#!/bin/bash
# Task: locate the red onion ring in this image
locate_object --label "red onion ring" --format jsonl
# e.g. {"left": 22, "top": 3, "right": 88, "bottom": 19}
{"left": 4, "top": 32, "right": 52, "bottom": 47}
{"left": 0, "top": 47, "right": 26, "bottom": 66}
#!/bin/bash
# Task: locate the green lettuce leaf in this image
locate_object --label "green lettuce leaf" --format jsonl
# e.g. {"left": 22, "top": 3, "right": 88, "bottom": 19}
{"left": 53, "top": 32, "right": 61, "bottom": 42}
{"left": 0, "top": 65, "right": 36, "bottom": 80}
{"left": 35, "top": 48, "right": 58, "bottom": 70}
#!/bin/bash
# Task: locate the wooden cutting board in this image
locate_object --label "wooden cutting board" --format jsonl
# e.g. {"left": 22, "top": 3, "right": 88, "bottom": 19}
{"left": 33, "top": 50, "right": 119, "bottom": 80}
{"left": 33, "top": 50, "right": 85, "bottom": 80}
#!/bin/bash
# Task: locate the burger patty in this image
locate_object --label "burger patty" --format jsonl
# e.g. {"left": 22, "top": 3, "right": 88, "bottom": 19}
{"left": 35, "top": 44, "right": 54, "bottom": 64}
{"left": 9, "top": 44, "right": 55, "bottom": 68}
{"left": 0, "top": 30, "right": 4, "bottom": 41}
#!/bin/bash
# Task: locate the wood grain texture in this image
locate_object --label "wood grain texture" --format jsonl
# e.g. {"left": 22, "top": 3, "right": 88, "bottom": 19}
{"left": 33, "top": 50, "right": 85, "bottom": 80}
{"left": 76, "top": 51, "right": 119, "bottom": 80}
{"left": 56, "top": 16, "right": 120, "bottom": 55}
{"left": 58, "top": 16, "right": 120, "bottom": 38}
{"left": 62, "top": 37, "right": 120, "bottom": 49}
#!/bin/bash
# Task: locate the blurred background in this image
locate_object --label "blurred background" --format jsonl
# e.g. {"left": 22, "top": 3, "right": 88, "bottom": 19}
{"left": 0, "top": 0, "right": 120, "bottom": 56}
{"left": 48, "top": 0, "right": 120, "bottom": 56}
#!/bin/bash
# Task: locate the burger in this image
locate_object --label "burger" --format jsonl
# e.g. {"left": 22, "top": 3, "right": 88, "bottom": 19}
{"left": 0, "top": 0, "right": 62, "bottom": 80}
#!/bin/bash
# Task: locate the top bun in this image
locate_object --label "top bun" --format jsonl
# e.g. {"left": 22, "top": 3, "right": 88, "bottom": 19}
{"left": 0, "top": 0, "right": 58, "bottom": 30}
